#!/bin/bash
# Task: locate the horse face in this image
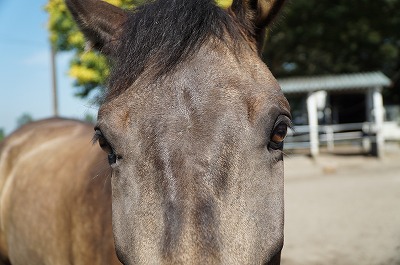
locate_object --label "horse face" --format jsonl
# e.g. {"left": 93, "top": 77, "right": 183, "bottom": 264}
{"left": 67, "top": 0, "right": 289, "bottom": 264}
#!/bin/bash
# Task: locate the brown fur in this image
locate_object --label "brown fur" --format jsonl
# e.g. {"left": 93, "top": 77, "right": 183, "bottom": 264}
{"left": 98, "top": 37, "right": 289, "bottom": 265}
{"left": 0, "top": 0, "right": 289, "bottom": 264}
{"left": 0, "top": 118, "right": 121, "bottom": 265}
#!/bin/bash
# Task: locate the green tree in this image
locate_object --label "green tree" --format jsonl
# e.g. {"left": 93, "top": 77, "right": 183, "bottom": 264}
{"left": 83, "top": 113, "right": 96, "bottom": 124}
{"left": 45, "top": 0, "right": 146, "bottom": 99}
{"left": 263, "top": 0, "right": 400, "bottom": 103}
{"left": 48, "top": 0, "right": 400, "bottom": 103}
{"left": 17, "top": 113, "right": 34, "bottom": 128}
{"left": 0, "top": 128, "right": 5, "bottom": 142}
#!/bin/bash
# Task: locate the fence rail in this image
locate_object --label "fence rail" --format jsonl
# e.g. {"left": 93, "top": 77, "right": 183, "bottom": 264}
{"left": 285, "top": 122, "right": 378, "bottom": 152}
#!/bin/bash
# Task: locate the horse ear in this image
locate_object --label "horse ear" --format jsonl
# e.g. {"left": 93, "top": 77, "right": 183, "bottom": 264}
{"left": 65, "top": 0, "right": 128, "bottom": 55}
{"left": 252, "top": 0, "right": 286, "bottom": 49}
{"left": 250, "top": 0, "right": 286, "bottom": 29}
{"left": 228, "top": 0, "right": 286, "bottom": 50}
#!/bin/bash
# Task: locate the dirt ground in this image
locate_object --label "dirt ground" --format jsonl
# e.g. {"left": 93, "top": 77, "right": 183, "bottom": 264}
{"left": 282, "top": 145, "right": 400, "bottom": 265}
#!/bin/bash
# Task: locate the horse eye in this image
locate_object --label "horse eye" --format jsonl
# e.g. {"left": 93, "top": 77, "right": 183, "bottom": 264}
{"left": 269, "top": 122, "right": 288, "bottom": 149}
{"left": 108, "top": 153, "right": 117, "bottom": 165}
{"left": 94, "top": 130, "right": 112, "bottom": 153}
{"left": 93, "top": 129, "right": 119, "bottom": 165}
{"left": 99, "top": 137, "right": 113, "bottom": 154}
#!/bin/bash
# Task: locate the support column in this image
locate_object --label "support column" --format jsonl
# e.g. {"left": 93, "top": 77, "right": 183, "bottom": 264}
{"left": 307, "top": 92, "right": 319, "bottom": 157}
{"left": 363, "top": 88, "right": 374, "bottom": 153}
{"left": 366, "top": 88, "right": 373, "bottom": 123}
{"left": 373, "top": 87, "right": 385, "bottom": 157}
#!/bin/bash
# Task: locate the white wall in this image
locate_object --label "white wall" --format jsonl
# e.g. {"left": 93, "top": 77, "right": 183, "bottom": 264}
{"left": 383, "top": 121, "right": 400, "bottom": 141}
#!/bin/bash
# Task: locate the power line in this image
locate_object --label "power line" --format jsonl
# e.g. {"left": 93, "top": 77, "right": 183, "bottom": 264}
{"left": 0, "top": 37, "right": 47, "bottom": 47}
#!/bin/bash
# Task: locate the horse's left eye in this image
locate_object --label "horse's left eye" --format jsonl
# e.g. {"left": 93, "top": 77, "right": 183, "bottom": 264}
{"left": 269, "top": 122, "right": 288, "bottom": 150}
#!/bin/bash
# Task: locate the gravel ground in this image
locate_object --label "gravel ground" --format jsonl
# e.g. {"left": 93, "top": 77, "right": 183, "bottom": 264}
{"left": 282, "top": 146, "right": 400, "bottom": 265}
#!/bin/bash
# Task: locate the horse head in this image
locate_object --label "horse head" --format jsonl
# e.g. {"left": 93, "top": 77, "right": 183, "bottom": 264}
{"left": 66, "top": 0, "right": 290, "bottom": 264}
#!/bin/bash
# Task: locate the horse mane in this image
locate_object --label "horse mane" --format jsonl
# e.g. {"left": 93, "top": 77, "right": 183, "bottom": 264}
{"left": 106, "top": 0, "right": 254, "bottom": 99}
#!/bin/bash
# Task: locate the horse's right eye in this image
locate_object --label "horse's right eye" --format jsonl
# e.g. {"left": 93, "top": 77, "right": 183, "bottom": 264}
{"left": 93, "top": 129, "right": 119, "bottom": 165}
{"left": 98, "top": 136, "right": 113, "bottom": 154}
{"left": 108, "top": 153, "right": 117, "bottom": 165}
{"left": 93, "top": 130, "right": 112, "bottom": 153}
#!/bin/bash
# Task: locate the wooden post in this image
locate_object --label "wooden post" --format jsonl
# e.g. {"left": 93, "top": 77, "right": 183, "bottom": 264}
{"left": 307, "top": 92, "right": 319, "bottom": 157}
{"left": 51, "top": 45, "right": 59, "bottom": 117}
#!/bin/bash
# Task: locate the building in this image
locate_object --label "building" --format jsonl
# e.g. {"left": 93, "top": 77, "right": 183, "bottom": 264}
{"left": 279, "top": 72, "right": 392, "bottom": 157}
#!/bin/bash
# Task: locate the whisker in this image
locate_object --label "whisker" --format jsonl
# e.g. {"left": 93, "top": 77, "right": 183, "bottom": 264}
{"left": 90, "top": 157, "right": 111, "bottom": 181}
{"left": 282, "top": 150, "right": 291, "bottom": 158}
{"left": 103, "top": 170, "right": 113, "bottom": 191}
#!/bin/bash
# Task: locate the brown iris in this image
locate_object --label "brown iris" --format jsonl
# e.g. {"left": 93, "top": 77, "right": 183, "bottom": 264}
{"left": 271, "top": 123, "right": 288, "bottom": 144}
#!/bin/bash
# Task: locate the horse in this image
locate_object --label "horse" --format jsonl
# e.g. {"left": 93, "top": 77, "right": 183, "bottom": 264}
{"left": 0, "top": 0, "right": 290, "bottom": 264}
{"left": 0, "top": 118, "right": 121, "bottom": 265}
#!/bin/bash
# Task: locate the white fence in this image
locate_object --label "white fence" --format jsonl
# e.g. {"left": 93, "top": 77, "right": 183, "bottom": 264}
{"left": 284, "top": 122, "right": 395, "bottom": 154}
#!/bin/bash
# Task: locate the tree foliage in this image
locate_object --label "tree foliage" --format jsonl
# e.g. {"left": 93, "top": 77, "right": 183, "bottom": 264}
{"left": 45, "top": 0, "right": 146, "bottom": 98}
{"left": 17, "top": 113, "right": 34, "bottom": 128}
{"left": 46, "top": 0, "right": 400, "bottom": 103}
{"left": 263, "top": 0, "right": 400, "bottom": 103}
{"left": 0, "top": 128, "right": 4, "bottom": 142}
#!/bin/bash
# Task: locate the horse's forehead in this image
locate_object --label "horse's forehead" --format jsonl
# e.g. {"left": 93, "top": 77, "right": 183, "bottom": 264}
{"left": 98, "top": 85, "right": 287, "bottom": 145}
{"left": 98, "top": 46, "right": 287, "bottom": 131}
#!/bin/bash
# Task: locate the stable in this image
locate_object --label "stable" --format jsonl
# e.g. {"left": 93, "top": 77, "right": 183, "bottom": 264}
{"left": 279, "top": 72, "right": 392, "bottom": 157}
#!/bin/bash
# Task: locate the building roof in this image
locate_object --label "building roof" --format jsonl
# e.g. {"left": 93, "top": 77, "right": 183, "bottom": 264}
{"left": 278, "top": 71, "right": 392, "bottom": 94}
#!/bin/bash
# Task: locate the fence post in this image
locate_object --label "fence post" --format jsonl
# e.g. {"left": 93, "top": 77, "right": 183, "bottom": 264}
{"left": 307, "top": 92, "right": 319, "bottom": 157}
{"left": 326, "top": 125, "right": 334, "bottom": 152}
{"left": 372, "top": 87, "right": 384, "bottom": 157}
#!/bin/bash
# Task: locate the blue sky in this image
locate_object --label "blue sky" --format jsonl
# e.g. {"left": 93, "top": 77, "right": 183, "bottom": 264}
{"left": 0, "top": 0, "right": 97, "bottom": 134}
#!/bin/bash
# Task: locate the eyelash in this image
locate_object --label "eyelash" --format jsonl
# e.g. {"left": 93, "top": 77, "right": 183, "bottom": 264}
{"left": 92, "top": 130, "right": 102, "bottom": 145}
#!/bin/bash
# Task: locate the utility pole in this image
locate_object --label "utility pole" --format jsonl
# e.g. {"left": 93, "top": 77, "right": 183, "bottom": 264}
{"left": 51, "top": 44, "right": 59, "bottom": 116}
